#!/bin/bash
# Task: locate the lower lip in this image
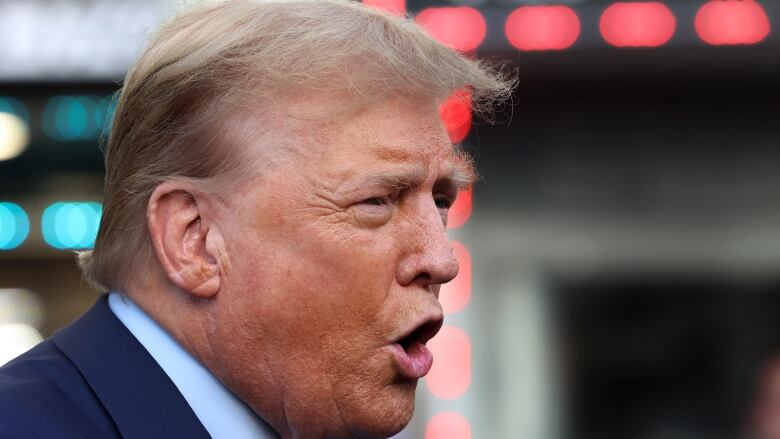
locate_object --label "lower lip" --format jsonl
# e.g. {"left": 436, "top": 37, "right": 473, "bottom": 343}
{"left": 387, "top": 341, "right": 434, "bottom": 379}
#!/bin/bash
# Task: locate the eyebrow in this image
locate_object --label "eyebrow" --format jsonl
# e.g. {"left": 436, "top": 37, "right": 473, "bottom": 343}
{"left": 445, "top": 151, "right": 478, "bottom": 190}
{"left": 353, "top": 162, "right": 475, "bottom": 196}
{"left": 356, "top": 167, "right": 428, "bottom": 192}
{"left": 362, "top": 142, "right": 477, "bottom": 191}
{"left": 431, "top": 141, "right": 478, "bottom": 190}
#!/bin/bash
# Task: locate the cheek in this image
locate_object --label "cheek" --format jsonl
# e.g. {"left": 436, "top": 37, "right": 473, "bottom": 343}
{"left": 219, "top": 189, "right": 417, "bottom": 429}
{"left": 229, "top": 207, "right": 401, "bottom": 356}
{"left": 285, "top": 232, "right": 396, "bottom": 341}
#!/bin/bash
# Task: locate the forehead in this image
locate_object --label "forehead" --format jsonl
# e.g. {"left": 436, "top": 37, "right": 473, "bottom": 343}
{"left": 274, "top": 97, "right": 475, "bottom": 190}
{"left": 303, "top": 98, "right": 467, "bottom": 174}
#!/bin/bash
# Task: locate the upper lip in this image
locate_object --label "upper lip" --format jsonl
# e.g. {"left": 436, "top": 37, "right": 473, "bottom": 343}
{"left": 392, "top": 312, "right": 444, "bottom": 348}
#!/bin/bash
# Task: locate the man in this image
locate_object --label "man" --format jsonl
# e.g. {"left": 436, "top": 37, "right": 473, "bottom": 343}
{"left": 0, "top": 0, "right": 511, "bottom": 437}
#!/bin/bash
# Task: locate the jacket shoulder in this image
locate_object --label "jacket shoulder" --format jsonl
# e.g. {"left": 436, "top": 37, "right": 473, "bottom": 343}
{"left": 0, "top": 339, "right": 119, "bottom": 438}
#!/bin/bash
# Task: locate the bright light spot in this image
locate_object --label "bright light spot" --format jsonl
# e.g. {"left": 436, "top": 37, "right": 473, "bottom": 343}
{"left": 41, "top": 202, "right": 102, "bottom": 249}
{"left": 505, "top": 6, "right": 581, "bottom": 51}
{"left": 0, "top": 323, "right": 42, "bottom": 366}
{"left": 415, "top": 7, "right": 486, "bottom": 52}
{"left": 600, "top": 2, "right": 676, "bottom": 48}
{"left": 0, "top": 113, "right": 30, "bottom": 161}
{"left": 362, "top": 0, "right": 405, "bottom": 16}
{"left": 425, "top": 412, "right": 472, "bottom": 439}
{"left": 0, "top": 288, "right": 45, "bottom": 365}
{"left": 439, "top": 241, "right": 472, "bottom": 314}
{"left": 0, "top": 202, "right": 30, "bottom": 250}
{"left": 695, "top": 0, "right": 770, "bottom": 45}
{"left": 0, "top": 289, "right": 45, "bottom": 328}
{"left": 426, "top": 325, "right": 471, "bottom": 399}
{"left": 439, "top": 89, "right": 472, "bottom": 143}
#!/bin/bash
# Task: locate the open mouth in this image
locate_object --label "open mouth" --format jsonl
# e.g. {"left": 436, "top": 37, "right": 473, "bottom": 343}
{"left": 389, "top": 315, "right": 444, "bottom": 380}
{"left": 397, "top": 317, "right": 443, "bottom": 354}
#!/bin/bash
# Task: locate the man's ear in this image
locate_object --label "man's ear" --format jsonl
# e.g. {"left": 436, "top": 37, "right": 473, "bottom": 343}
{"left": 147, "top": 182, "right": 225, "bottom": 298}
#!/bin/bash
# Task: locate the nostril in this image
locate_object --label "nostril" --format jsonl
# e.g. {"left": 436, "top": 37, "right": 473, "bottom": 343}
{"left": 413, "top": 272, "right": 432, "bottom": 284}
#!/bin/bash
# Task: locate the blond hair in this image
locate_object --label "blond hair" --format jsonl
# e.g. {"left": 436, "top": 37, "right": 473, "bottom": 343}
{"left": 78, "top": 0, "right": 514, "bottom": 292}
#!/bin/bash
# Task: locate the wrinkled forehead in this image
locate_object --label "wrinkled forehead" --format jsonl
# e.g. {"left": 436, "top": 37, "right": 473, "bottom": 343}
{"left": 295, "top": 97, "right": 475, "bottom": 184}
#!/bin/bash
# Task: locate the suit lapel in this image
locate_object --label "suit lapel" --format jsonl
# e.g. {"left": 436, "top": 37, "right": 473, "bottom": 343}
{"left": 53, "top": 295, "right": 211, "bottom": 439}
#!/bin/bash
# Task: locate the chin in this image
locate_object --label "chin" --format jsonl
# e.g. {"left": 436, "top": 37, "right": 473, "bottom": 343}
{"left": 339, "top": 380, "right": 418, "bottom": 438}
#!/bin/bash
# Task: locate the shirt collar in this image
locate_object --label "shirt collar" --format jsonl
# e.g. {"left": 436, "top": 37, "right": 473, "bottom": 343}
{"left": 108, "top": 292, "right": 278, "bottom": 439}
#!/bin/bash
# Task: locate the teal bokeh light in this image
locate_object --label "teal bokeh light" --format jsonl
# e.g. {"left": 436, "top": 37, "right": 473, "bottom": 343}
{"left": 43, "top": 95, "right": 113, "bottom": 141}
{"left": 95, "top": 94, "right": 118, "bottom": 136}
{"left": 0, "top": 202, "right": 30, "bottom": 250}
{"left": 0, "top": 97, "right": 30, "bottom": 123}
{"left": 41, "top": 202, "right": 102, "bottom": 249}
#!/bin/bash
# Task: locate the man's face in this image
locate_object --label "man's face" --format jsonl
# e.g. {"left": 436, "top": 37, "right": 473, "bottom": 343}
{"left": 211, "top": 98, "right": 472, "bottom": 438}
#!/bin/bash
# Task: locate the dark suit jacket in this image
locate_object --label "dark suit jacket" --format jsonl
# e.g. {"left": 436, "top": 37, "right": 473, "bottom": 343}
{"left": 0, "top": 295, "right": 211, "bottom": 438}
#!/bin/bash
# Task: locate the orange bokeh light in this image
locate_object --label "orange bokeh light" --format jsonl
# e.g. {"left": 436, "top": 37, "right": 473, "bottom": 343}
{"left": 415, "top": 7, "right": 487, "bottom": 52}
{"left": 447, "top": 187, "right": 473, "bottom": 229}
{"left": 426, "top": 325, "right": 471, "bottom": 399}
{"left": 439, "top": 241, "right": 471, "bottom": 315}
{"left": 695, "top": 0, "right": 770, "bottom": 46}
{"left": 505, "top": 6, "right": 581, "bottom": 51}
{"left": 600, "top": 2, "right": 676, "bottom": 48}
{"left": 425, "top": 412, "right": 472, "bottom": 439}
{"left": 439, "top": 89, "right": 472, "bottom": 144}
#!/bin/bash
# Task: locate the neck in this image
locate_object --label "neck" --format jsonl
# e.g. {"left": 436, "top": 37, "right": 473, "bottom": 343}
{"left": 124, "top": 280, "right": 216, "bottom": 374}
{"left": 124, "top": 279, "right": 295, "bottom": 437}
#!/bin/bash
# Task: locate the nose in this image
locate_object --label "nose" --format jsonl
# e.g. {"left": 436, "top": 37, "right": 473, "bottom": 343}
{"left": 396, "top": 199, "right": 460, "bottom": 291}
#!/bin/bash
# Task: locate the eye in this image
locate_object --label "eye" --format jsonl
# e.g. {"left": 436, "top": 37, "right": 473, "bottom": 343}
{"left": 362, "top": 197, "right": 389, "bottom": 206}
{"left": 352, "top": 194, "right": 395, "bottom": 227}
{"left": 354, "top": 194, "right": 396, "bottom": 215}
{"left": 434, "top": 195, "right": 454, "bottom": 210}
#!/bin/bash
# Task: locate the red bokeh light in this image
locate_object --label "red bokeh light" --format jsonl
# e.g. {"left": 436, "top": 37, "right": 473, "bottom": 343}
{"left": 415, "top": 7, "right": 487, "bottom": 52}
{"left": 439, "top": 241, "right": 471, "bottom": 314}
{"left": 447, "top": 186, "right": 473, "bottom": 229}
{"left": 600, "top": 2, "right": 676, "bottom": 48}
{"left": 425, "top": 412, "right": 472, "bottom": 439}
{"left": 361, "top": 0, "right": 406, "bottom": 16}
{"left": 426, "top": 325, "right": 471, "bottom": 399}
{"left": 695, "top": 0, "right": 770, "bottom": 45}
{"left": 439, "top": 89, "right": 472, "bottom": 143}
{"left": 505, "top": 6, "right": 581, "bottom": 51}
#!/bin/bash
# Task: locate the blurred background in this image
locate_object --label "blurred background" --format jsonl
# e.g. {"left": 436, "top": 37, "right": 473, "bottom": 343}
{"left": 1, "top": 0, "right": 779, "bottom": 438}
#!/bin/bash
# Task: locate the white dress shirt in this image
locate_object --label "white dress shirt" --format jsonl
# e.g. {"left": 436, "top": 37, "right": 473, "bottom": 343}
{"left": 108, "top": 292, "right": 278, "bottom": 439}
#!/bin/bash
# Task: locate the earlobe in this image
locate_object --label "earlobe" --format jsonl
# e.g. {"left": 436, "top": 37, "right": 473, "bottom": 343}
{"left": 147, "top": 182, "right": 223, "bottom": 299}
{"left": 186, "top": 260, "right": 221, "bottom": 297}
{"left": 189, "top": 227, "right": 228, "bottom": 297}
